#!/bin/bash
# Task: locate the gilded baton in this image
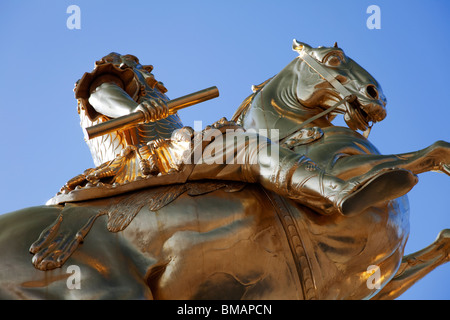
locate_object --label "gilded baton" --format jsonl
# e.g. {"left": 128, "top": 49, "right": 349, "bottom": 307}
{"left": 85, "top": 86, "right": 219, "bottom": 140}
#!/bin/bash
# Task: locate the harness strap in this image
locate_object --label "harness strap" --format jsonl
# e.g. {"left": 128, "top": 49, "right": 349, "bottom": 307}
{"left": 262, "top": 188, "right": 317, "bottom": 300}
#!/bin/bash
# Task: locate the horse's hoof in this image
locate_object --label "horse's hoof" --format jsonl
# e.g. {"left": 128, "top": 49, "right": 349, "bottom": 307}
{"left": 440, "top": 163, "right": 450, "bottom": 176}
{"left": 436, "top": 229, "right": 450, "bottom": 242}
{"left": 435, "top": 229, "right": 450, "bottom": 261}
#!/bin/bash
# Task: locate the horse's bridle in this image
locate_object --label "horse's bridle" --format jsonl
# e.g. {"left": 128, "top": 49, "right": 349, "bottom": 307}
{"left": 291, "top": 50, "right": 372, "bottom": 139}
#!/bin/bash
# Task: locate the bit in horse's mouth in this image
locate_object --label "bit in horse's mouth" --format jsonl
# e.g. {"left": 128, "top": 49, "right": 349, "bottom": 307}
{"left": 326, "top": 94, "right": 371, "bottom": 131}
{"left": 345, "top": 98, "right": 371, "bottom": 132}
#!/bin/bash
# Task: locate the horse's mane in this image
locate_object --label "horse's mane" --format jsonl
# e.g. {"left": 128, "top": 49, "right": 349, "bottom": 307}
{"left": 231, "top": 76, "right": 274, "bottom": 125}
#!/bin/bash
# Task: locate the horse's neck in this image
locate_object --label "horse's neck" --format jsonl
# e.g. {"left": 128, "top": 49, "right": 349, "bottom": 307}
{"left": 241, "top": 58, "right": 330, "bottom": 141}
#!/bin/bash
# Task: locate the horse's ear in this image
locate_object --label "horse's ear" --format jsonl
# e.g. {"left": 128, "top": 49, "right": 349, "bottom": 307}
{"left": 333, "top": 42, "right": 339, "bottom": 48}
{"left": 292, "top": 39, "right": 311, "bottom": 52}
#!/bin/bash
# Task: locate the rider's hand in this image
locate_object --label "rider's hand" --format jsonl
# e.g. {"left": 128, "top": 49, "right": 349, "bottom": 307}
{"left": 135, "top": 98, "right": 170, "bottom": 122}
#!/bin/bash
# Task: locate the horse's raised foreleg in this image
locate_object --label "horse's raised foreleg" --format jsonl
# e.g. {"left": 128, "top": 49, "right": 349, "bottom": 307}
{"left": 372, "top": 229, "right": 450, "bottom": 300}
{"left": 330, "top": 140, "right": 450, "bottom": 180}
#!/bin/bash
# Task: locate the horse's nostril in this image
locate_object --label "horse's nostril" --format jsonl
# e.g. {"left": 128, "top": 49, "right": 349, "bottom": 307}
{"left": 366, "top": 85, "right": 379, "bottom": 100}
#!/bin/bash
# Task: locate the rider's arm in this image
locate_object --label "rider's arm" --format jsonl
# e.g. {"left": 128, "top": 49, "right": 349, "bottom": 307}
{"left": 88, "top": 81, "right": 169, "bottom": 122}
{"left": 88, "top": 82, "right": 138, "bottom": 118}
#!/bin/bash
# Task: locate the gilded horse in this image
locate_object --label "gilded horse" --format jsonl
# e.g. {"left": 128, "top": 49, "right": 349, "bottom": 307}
{"left": 0, "top": 41, "right": 448, "bottom": 299}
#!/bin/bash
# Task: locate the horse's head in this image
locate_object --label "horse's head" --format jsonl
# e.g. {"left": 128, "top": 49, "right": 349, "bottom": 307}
{"left": 291, "top": 40, "right": 387, "bottom": 132}
{"left": 233, "top": 41, "right": 388, "bottom": 139}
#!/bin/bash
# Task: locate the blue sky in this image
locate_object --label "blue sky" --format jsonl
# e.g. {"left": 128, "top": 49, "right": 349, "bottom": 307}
{"left": 0, "top": 0, "right": 449, "bottom": 299}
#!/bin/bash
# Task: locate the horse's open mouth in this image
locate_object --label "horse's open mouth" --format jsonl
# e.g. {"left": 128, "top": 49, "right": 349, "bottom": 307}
{"left": 324, "top": 91, "right": 373, "bottom": 132}
{"left": 344, "top": 98, "right": 372, "bottom": 132}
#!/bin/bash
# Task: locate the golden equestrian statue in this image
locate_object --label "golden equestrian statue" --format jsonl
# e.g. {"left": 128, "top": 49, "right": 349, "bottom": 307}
{"left": 0, "top": 41, "right": 448, "bottom": 299}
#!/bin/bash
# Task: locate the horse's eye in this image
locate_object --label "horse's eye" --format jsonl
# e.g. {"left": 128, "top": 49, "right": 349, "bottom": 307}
{"left": 323, "top": 54, "right": 343, "bottom": 67}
